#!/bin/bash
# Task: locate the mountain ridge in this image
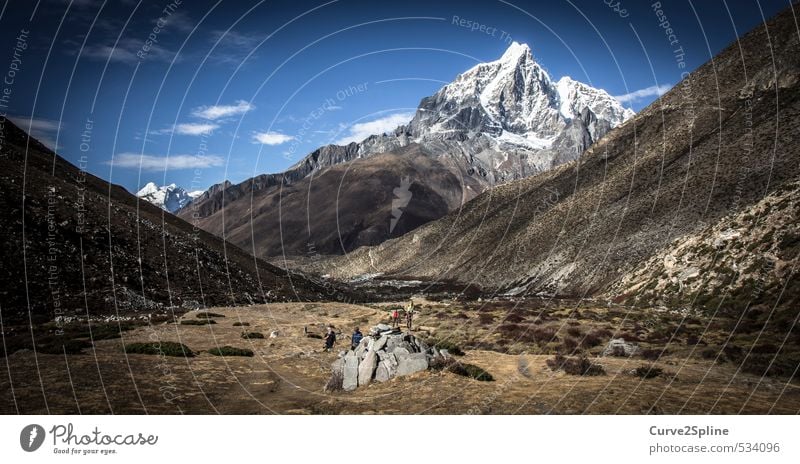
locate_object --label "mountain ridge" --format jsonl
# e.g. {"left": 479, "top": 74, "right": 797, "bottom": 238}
{"left": 180, "top": 42, "right": 634, "bottom": 257}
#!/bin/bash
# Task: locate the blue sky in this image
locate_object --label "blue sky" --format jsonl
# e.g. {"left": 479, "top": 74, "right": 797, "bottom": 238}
{"left": 0, "top": 0, "right": 791, "bottom": 194}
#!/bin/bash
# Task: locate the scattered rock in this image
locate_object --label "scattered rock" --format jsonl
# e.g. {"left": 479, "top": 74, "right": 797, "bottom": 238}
{"left": 602, "top": 338, "right": 640, "bottom": 357}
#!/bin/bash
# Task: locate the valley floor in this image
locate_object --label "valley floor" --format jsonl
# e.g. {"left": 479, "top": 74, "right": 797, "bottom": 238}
{"left": 2, "top": 301, "right": 799, "bottom": 414}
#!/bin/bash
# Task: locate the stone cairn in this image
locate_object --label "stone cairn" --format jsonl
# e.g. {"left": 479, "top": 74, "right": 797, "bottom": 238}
{"left": 329, "top": 324, "right": 449, "bottom": 391}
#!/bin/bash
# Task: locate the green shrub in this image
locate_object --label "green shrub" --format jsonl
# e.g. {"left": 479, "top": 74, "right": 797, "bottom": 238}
{"left": 208, "top": 346, "right": 254, "bottom": 357}
{"left": 196, "top": 312, "right": 225, "bottom": 318}
{"left": 124, "top": 342, "right": 194, "bottom": 357}
{"left": 233, "top": 322, "right": 250, "bottom": 327}
{"left": 633, "top": 365, "right": 663, "bottom": 379}
{"left": 241, "top": 332, "right": 265, "bottom": 339}
{"left": 451, "top": 363, "right": 494, "bottom": 381}
{"left": 546, "top": 354, "right": 605, "bottom": 376}
{"left": 180, "top": 319, "right": 216, "bottom": 326}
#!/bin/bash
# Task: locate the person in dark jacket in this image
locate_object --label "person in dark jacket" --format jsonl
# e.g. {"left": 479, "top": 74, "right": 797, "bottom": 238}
{"left": 323, "top": 326, "right": 336, "bottom": 352}
{"left": 350, "top": 327, "right": 363, "bottom": 350}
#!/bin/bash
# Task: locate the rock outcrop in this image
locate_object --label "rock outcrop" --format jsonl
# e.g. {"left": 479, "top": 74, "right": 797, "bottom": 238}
{"left": 329, "top": 324, "right": 445, "bottom": 391}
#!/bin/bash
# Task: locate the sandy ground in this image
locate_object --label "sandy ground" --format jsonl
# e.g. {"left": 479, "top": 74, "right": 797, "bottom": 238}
{"left": 2, "top": 301, "right": 799, "bottom": 414}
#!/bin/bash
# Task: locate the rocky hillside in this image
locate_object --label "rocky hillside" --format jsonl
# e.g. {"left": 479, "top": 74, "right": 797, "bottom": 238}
{"left": 181, "top": 42, "right": 632, "bottom": 257}
{"left": 0, "top": 120, "right": 351, "bottom": 321}
{"left": 314, "top": 5, "right": 800, "bottom": 313}
{"left": 610, "top": 180, "right": 800, "bottom": 314}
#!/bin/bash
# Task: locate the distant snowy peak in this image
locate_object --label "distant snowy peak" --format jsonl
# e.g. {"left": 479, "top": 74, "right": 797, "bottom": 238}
{"left": 136, "top": 182, "right": 201, "bottom": 213}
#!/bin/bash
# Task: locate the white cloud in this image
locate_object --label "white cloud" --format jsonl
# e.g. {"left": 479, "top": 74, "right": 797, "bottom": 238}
{"left": 78, "top": 38, "right": 177, "bottom": 64}
{"left": 334, "top": 112, "right": 413, "bottom": 145}
{"left": 191, "top": 100, "right": 254, "bottom": 120}
{"left": 252, "top": 131, "right": 294, "bottom": 145}
{"left": 614, "top": 84, "right": 672, "bottom": 104}
{"left": 174, "top": 122, "right": 218, "bottom": 135}
{"left": 110, "top": 153, "right": 224, "bottom": 171}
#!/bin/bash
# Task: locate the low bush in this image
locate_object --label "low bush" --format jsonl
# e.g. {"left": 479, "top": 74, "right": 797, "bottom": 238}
{"left": 232, "top": 322, "right": 250, "bottom": 327}
{"left": 125, "top": 342, "right": 194, "bottom": 357}
{"left": 306, "top": 333, "right": 323, "bottom": 339}
{"left": 641, "top": 347, "right": 669, "bottom": 360}
{"left": 561, "top": 337, "right": 580, "bottom": 354}
{"left": 36, "top": 338, "right": 93, "bottom": 355}
{"left": 582, "top": 328, "right": 611, "bottom": 348}
{"left": 566, "top": 326, "right": 583, "bottom": 337}
{"left": 428, "top": 339, "right": 465, "bottom": 356}
{"left": 546, "top": 354, "right": 605, "bottom": 376}
{"left": 241, "top": 332, "right": 265, "bottom": 339}
{"left": 196, "top": 312, "right": 225, "bottom": 318}
{"left": 180, "top": 319, "right": 216, "bottom": 326}
{"left": 208, "top": 346, "right": 254, "bottom": 357}
{"left": 429, "top": 356, "right": 493, "bottom": 381}
{"left": 450, "top": 363, "right": 494, "bottom": 381}
{"left": 504, "top": 313, "right": 525, "bottom": 323}
{"left": 633, "top": 365, "right": 663, "bottom": 379}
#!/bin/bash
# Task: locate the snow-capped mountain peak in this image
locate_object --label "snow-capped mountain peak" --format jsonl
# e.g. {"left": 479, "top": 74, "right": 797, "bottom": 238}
{"left": 136, "top": 182, "right": 202, "bottom": 213}
{"left": 409, "top": 41, "right": 633, "bottom": 152}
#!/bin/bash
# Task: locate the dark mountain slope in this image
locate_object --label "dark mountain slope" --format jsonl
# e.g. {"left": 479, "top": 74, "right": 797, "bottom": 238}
{"left": 316, "top": 5, "right": 800, "bottom": 310}
{"left": 0, "top": 120, "right": 349, "bottom": 322}
{"left": 183, "top": 144, "right": 480, "bottom": 257}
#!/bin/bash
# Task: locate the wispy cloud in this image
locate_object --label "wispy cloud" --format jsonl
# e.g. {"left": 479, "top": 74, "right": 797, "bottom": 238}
{"left": 174, "top": 122, "right": 218, "bottom": 135}
{"left": 78, "top": 37, "right": 177, "bottom": 64}
{"left": 334, "top": 113, "right": 413, "bottom": 145}
{"left": 191, "top": 100, "right": 254, "bottom": 120}
{"left": 158, "top": 11, "right": 195, "bottom": 33}
{"left": 207, "top": 29, "right": 268, "bottom": 65}
{"left": 252, "top": 131, "right": 294, "bottom": 145}
{"left": 149, "top": 122, "right": 219, "bottom": 136}
{"left": 109, "top": 153, "right": 224, "bottom": 171}
{"left": 614, "top": 84, "right": 671, "bottom": 104}
{"left": 9, "top": 116, "right": 62, "bottom": 150}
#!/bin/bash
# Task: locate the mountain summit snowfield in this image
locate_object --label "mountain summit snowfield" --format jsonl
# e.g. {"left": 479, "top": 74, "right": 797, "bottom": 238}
{"left": 136, "top": 182, "right": 202, "bottom": 213}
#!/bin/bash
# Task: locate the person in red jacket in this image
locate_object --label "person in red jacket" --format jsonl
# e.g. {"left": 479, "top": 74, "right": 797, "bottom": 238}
{"left": 392, "top": 309, "right": 400, "bottom": 327}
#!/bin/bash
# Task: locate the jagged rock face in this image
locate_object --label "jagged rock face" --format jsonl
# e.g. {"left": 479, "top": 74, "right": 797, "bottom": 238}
{"left": 183, "top": 42, "right": 632, "bottom": 256}
{"left": 314, "top": 6, "right": 800, "bottom": 310}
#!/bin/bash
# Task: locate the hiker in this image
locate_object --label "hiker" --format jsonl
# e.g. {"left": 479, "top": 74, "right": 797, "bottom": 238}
{"left": 405, "top": 299, "right": 415, "bottom": 330}
{"left": 391, "top": 308, "right": 400, "bottom": 327}
{"left": 351, "top": 327, "right": 363, "bottom": 350}
{"left": 323, "top": 326, "right": 336, "bottom": 352}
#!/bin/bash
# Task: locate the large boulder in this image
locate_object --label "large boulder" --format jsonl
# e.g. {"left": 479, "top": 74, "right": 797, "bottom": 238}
{"left": 358, "top": 351, "right": 378, "bottom": 386}
{"left": 343, "top": 354, "right": 359, "bottom": 391}
{"left": 375, "top": 353, "right": 398, "bottom": 382}
{"left": 373, "top": 334, "right": 388, "bottom": 352}
{"left": 397, "top": 352, "right": 429, "bottom": 377}
{"left": 602, "top": 338, "right": 640, "bottom": 357}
